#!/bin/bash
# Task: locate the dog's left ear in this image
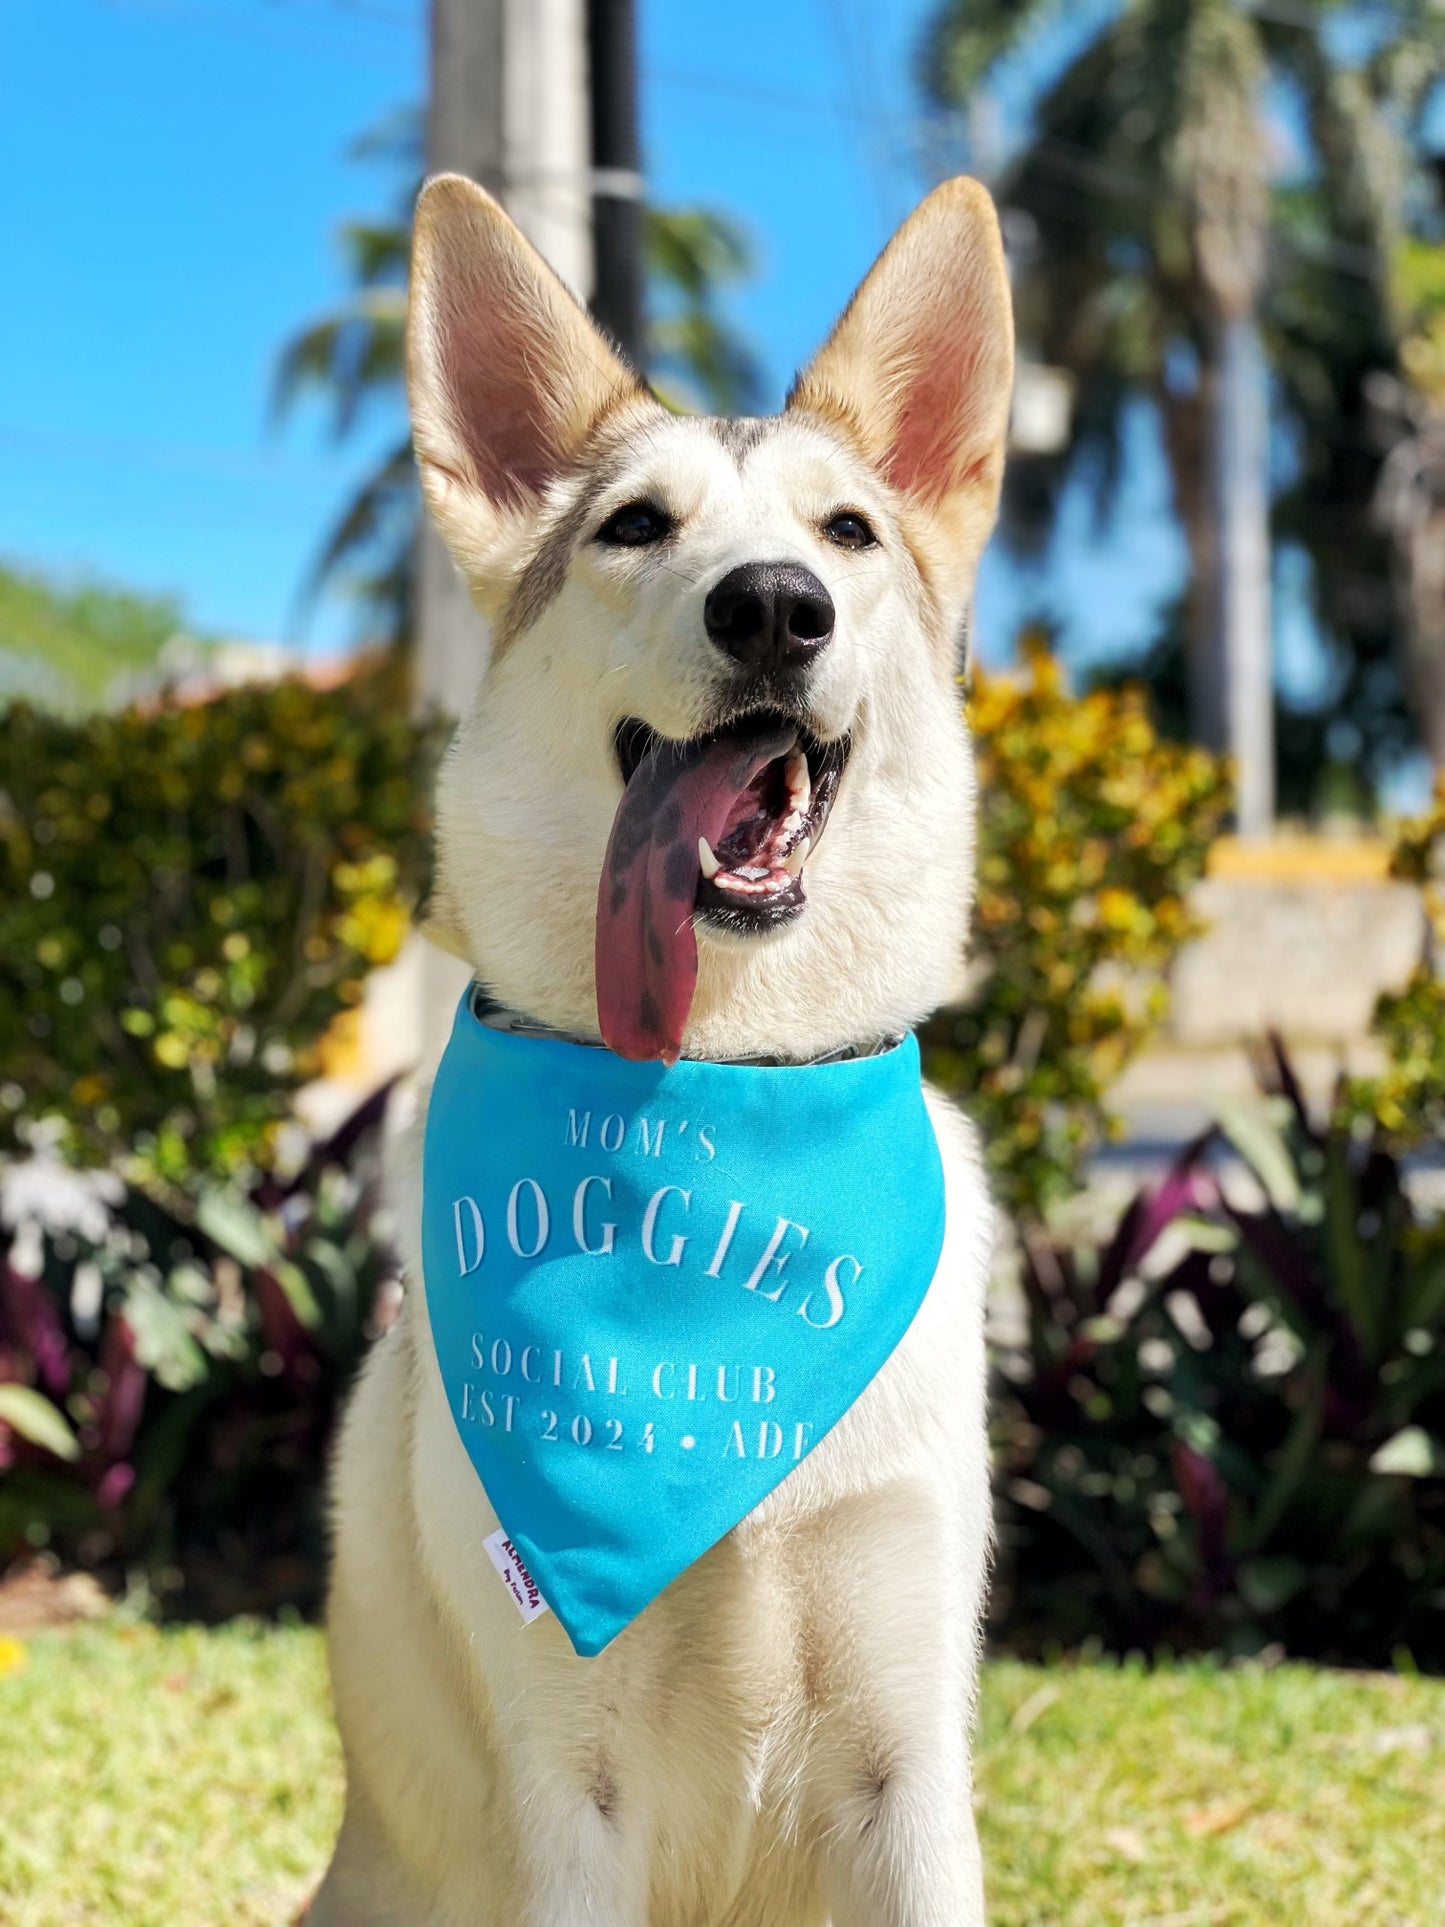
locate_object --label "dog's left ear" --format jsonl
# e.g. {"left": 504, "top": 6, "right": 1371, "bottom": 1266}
{"left": 789, "top": 177, "right": 1014, "bottom": 606}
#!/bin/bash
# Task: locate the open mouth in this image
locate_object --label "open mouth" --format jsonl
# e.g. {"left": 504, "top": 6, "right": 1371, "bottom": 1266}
{"left": 596, "top": 710, "right": 851, "bottom": 1063}
{"left": 613, "top": 713, "right": 849, "bottom": 933}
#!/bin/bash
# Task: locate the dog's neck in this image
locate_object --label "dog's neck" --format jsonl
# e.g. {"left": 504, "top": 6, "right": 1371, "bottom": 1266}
{"left": 472, "top": 987, "right": 901, "bottom": 1069}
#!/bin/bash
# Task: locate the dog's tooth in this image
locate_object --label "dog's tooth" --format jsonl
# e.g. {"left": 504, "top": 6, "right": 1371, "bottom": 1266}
{"left": 784, "top": 836, "right": 812, "bottom": 877}
{"left": 786, "top": 750, "right": 812, "bottom": 815}
{"left": 697, "top": 836, "right": 721, "bottom": 880}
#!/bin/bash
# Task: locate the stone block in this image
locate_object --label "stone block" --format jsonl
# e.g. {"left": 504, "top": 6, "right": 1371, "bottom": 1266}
{"left": 1168, "top": 877, "right": 1427, "bottom": 1046}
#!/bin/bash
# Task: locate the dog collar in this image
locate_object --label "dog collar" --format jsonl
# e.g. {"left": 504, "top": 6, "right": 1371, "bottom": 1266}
{"left": 422, "top": 986, "right": 946, "bottom": 1656}
{"left": 471, "top": 987, "right": 903, "bottom": 1067}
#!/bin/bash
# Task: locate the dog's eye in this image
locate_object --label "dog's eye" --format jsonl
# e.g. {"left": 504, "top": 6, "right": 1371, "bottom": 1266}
{"left": 595, "top": 501, "right": 674, "bottom": 548}
{"left": 822, "top": 510, "right": 877, "bottom": 551}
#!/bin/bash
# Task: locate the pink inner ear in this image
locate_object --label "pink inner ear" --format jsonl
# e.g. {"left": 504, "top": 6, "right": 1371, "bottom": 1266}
{"left": 438, "top": 277, "right": 562, "bottom": 510}
{"left": 885, "top": 319, "right": 984, "bottom": 504}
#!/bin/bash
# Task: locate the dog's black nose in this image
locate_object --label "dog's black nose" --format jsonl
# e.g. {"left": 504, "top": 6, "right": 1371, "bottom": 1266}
{"left": 704, "top": 562, "right": 835, "bottom": 673}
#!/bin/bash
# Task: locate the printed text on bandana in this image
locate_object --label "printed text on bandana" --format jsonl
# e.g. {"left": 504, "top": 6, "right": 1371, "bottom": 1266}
{"left": 448, "top": 1101, "right": 861, "bottom": 1465}
{"left": 423, "top": 999, "right": 945, "bottom": 1654}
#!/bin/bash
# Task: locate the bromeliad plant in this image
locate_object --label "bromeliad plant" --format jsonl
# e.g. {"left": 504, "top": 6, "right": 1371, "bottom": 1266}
{"left": 0, "top": 1085, "right": 399, "bottom": 1615}
{"left": 994, "top": 1039, "right": 1445, "bottom": 1669}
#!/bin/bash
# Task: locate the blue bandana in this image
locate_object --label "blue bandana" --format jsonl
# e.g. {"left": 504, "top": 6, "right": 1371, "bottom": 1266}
{"left": 422, "top": 990, "right": 946, "bottom": 1656}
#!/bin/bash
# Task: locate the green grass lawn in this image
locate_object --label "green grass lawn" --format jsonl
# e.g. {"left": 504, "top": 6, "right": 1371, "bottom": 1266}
{"left": 3, "top": 1623, "right": 1443, "bottom": 1925}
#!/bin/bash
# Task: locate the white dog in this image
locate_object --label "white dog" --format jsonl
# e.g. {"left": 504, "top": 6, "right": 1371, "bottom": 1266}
{"left": 312, "top": 170, "right": 1014, "bottom": 1927}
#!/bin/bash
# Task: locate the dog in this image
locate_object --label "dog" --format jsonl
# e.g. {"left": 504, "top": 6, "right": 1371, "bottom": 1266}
{"left": 312, "top": 169, "right": 1014, "bottom": 1927}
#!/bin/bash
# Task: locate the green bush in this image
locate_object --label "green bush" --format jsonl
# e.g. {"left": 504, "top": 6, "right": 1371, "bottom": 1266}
{"left": 0, "top": 639, "right": 1233, "bottom": 1612}
{"left": 994, "top": 1041, "right": 1445, "bottom": 1669}
{"left": 0, "top": 668, "right": 439, "bottom": 1188}
{"left": 924, "top": 637, "right": 1231, "bottom": 1221}
{"left": 0, "top": 668, "right": 437, "bottom": 1608}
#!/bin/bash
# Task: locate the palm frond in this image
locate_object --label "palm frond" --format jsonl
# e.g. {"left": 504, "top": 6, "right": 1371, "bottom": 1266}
{"left": 643, "top": 207, "right": 764, "bottom": 414}
{"left": 340, "top": 219, "right": 412, "bottom": 288}
{"left": 648, "top": 314, "right": 766, "bottom": 418}
{"left": 277, "top": 122, "right": 765, "bottom": 640}
{"left": 270, "top": 289, "right": 407, "bottom": 439}
{"left": 925, "top": 0, "right": 1440, "bottom": 779}
{"left": 348, "top": 103, "right": 423, "bottom": 170}
{"left": 292, "top": 438, "right": 418, "bottom": 646}
{"left": 920, "top": 0, "right": 1076, "bottom": 107}
{"left": 644, "top": 208, "right": 752, "bottom": 298}
{"left": 1170, "top": 1, "right": 1269, "bottom": 313}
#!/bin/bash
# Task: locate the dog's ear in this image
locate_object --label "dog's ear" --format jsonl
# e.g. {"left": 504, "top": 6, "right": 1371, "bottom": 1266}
{"left": 789, "top": 177, "right": 1014, "bottom": 603}
{"left": 408, "top": 174, "right": 645, "bottom": 599}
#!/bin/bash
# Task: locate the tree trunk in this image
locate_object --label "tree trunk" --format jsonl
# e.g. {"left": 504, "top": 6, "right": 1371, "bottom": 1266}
{"left": 1207, "top": 310, "right": 1274, "bottom": 835}
{"left": 1160, "top": 381, "right": 1219, "bottom": 746}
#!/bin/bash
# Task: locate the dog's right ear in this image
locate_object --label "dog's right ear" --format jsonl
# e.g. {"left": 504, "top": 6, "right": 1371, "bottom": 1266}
{"left": 408, "top": 174, "right": 644, "bottom": 600}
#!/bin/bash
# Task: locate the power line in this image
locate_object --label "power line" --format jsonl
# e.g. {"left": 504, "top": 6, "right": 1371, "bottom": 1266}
{"left": 1010, "top": 135, "right": 1396, "bottom": 287}
{"left": 305, "top": 0, "right": 423, "bottom": 26}
{"left": 818, "top": 0, "right": 899, "bottom": 234}
{"left": 644, "top": 70, "right": 1422, "bottom": 290}
{"left": 0, "top": 422, "right": 401, "bottom": 488}
{"left": 98, "top": 0, "right": 421, "bottom": 67}
{"left": 1241, "top": 0, "right": 1445, "bottom": 40}
{"left": 646, "top": 63, "right": 910, "bottom": 131}
{"left": 110, "top": 0, "right": 422, "bottom": 27}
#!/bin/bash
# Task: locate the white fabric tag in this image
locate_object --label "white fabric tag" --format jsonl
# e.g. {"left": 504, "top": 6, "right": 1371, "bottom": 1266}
{"left": 483, "top": 1527, "right": 551, "bottom": 1624}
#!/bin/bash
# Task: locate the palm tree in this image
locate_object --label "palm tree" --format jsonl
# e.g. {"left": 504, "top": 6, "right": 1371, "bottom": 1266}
{"left": 1375, "top": 205, "right": 1445, "bottom": 767}
{"left": 643, "top": 208, "right": 766, "bottom": 415}
{"left": 273, "top": 221, "right": 414, "bottom": 643}
{"left": 923, "top": 0, "right": 1445, "bottom": 807}
{"left": 274, "top": 111, "right": 763, "bottom": 649}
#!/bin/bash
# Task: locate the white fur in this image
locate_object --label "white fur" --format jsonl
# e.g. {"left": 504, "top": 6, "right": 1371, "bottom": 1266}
{"left": 314, "top": 174, "right": 1013, "bottom": 1927}
{"left": 434, "top": 414, "right": 977, "bottom": 1064}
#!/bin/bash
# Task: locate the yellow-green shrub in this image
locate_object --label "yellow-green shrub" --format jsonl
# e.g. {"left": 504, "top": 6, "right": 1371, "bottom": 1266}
{"left": 1352, "top": 777, "right": 1445, "bottom": 1144}
{"left": 924, "top": 636, "right": 1231, "bottom": 1219}
{"left": 0, "top": 667, "right": 440, "bottom": 1187}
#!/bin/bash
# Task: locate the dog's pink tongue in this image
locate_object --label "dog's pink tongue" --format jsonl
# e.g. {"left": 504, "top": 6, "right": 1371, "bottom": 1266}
{"left": 596, "top": 722, "right": 795, "bottom": 1063}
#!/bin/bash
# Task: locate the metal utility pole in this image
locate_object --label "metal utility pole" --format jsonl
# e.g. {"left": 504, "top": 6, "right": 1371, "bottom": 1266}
{"left": 416, "top": 0, "right": 594, "bottom": 719}
{"left": 587, "top": 0, "right": 644, "bottom": 367}
{"left": 411, "top": 0, "right": 595, "bottom": 1064}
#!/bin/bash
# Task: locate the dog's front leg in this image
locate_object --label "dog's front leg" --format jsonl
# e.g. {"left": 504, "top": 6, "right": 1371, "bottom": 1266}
{"left": 820, "top": 1751, "right": 985, "bottom": 1927}
{"left": 812, "top": 1640, "right": 985, "bottom": 1927}
{"left": 505, "top": 1744, "right": 650, "bottom": 1927}
{"left": 800, "top": 1482, "right": 990, "bottom": 1927}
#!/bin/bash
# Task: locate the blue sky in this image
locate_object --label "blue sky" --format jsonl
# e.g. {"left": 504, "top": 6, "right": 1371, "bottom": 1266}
{"left": 1, "top": 0, "right": 1185, "bottom": 665}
